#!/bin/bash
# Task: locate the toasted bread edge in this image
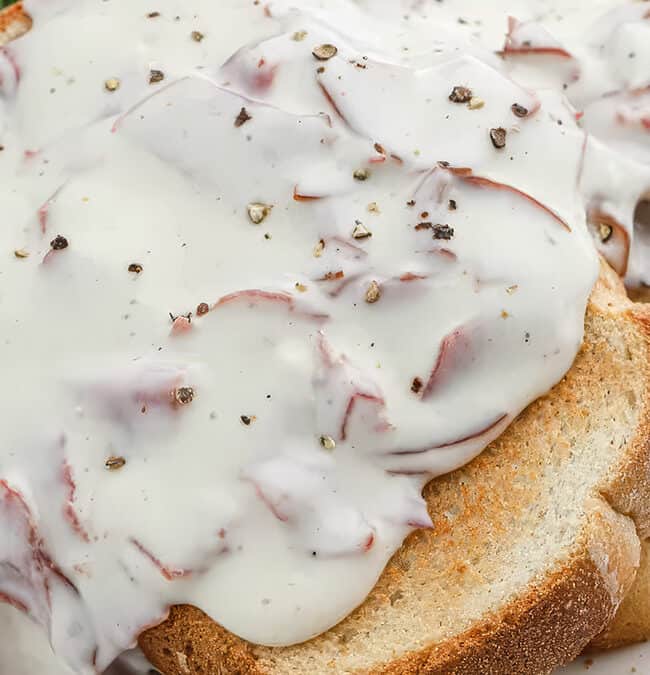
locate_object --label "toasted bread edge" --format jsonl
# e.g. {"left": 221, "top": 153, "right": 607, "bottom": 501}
{"left": 2, "top": 5, "right": 649, "bottom": 672}
{"left": 138, "top": 266, "right": 650, "bottom": 674}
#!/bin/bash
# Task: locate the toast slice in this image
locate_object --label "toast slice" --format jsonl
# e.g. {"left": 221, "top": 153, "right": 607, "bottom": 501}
{"left": 2, "top": 6, "right": 650, "bottom": 673}
{"left": 591, "top": 539, "right": 650, "bottom": 650}
{"left": 590, "top": 204, "right": 650, "bottom": 651}
{"left": 134, "top": 262, "right": 650, "bottom": 675}
{"left": 591, "top": 274, "right": 650, "bottom": 652}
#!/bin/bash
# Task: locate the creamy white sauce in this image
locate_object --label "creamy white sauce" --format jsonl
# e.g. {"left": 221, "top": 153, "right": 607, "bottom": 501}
{"left": 0, "top": 604, "right": 77, "bottom": 675}
{"left": 390, "top": 0, "right": 650, "bottom": 283}
{"left": 0, "top": 1, "right": 647, "bottom": 673}
{"left": 0, "top": 604, "right": 156, "bottom": 674}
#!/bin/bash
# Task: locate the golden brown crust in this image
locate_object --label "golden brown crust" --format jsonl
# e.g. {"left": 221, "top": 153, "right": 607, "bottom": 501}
{"left": 141, "top": 554, "right": 618, "bottom": 675}
{"left": 361, "top": 494, "right": 640, "bottom": 675}
{"left": 589, "top": 300, "right": 650, "bottom": 650}
{"left": 598, "top": 307, "right": 650, "bottom": 538}
{"left": 375, "top": 550, "right": 628, "bottom": 675}
{"left": 139, "top": 264, "right": 650, "bottom": 675}
{"left": 592, "top": 540, "right": 650, "bottom": 650}
{"left": 140, "top": 504, "right": 640, "bottom": 675}
{"left": 2, "top": 6, "right": 649, "bottom": 672}
{"left": 139, "top": 606, "right": 262, "bottom": 675}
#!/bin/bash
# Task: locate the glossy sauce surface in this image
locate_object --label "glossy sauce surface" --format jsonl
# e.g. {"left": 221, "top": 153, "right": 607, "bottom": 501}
{"left": 0, "top": 1, "right": 647, "bottom": 673}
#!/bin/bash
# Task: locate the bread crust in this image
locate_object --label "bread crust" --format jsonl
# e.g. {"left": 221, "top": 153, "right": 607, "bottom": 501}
{"left": 140, "top": 507, "right": 639, "bottom": 675}
{"left": 589, "top": 288, "right": 650, "bottom": 650}
{"left": 138, "top": 263, "right": 650, "bottom": 675}
{"left": 2, "top": 5, "right": 649, "bottom": 673}
{"left": 591, "top": 539, "right": 650, "bottom": 650}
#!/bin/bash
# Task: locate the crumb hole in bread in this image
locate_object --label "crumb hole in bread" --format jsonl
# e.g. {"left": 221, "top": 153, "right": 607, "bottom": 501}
{"left": 338, "top": 628, "right": 355, "bottom": 643}
{"left": 389, "top": 590, "right": 404, "bottom": 606}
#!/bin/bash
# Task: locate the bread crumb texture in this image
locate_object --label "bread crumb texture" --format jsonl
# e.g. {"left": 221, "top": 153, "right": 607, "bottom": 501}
{"left": 139, "top": 264, "right": 650, "bottom": 674}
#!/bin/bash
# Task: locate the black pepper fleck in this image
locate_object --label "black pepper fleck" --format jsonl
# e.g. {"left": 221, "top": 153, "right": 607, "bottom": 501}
{"left": 489, "top": 127, "right": 507, "bottom": 149}
{"left": 449, "top": 85, "right": 472, "bottom": 103}
{"left": 50, "top": 235, "right": 69, "bottom": 250}
{"left": 411, "top": 377, "right": 423, "bottom": 394}
{"left": 149, "top": 69, "right": 165, "bottom": 84}
{"left": 174, "top": 386, "right": 195, "bottom": 405}
{"left": 511, "top": 103, "right": 528, "bottom": 117}
{"left": 432, "top": 224, "right": 454, "bottom": 240}
{"left": 234, "top": 107, "right": 252, "bottom": 128}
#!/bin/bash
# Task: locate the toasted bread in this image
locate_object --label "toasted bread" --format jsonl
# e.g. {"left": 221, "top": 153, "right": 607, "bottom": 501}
{"left": 3, "top": 6, "right": 650, "bottom": 673}
{"left": 592, "top": 540, "right": 650, "bottom": 650}
{"left": 590, "top": 201, "right": 650, "bottom": 651}
{"left": 133, "top": 262, "right": 650, "bottom": 675}
{"left": 591, "top": 273, "right": 650, "bottom": 652}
